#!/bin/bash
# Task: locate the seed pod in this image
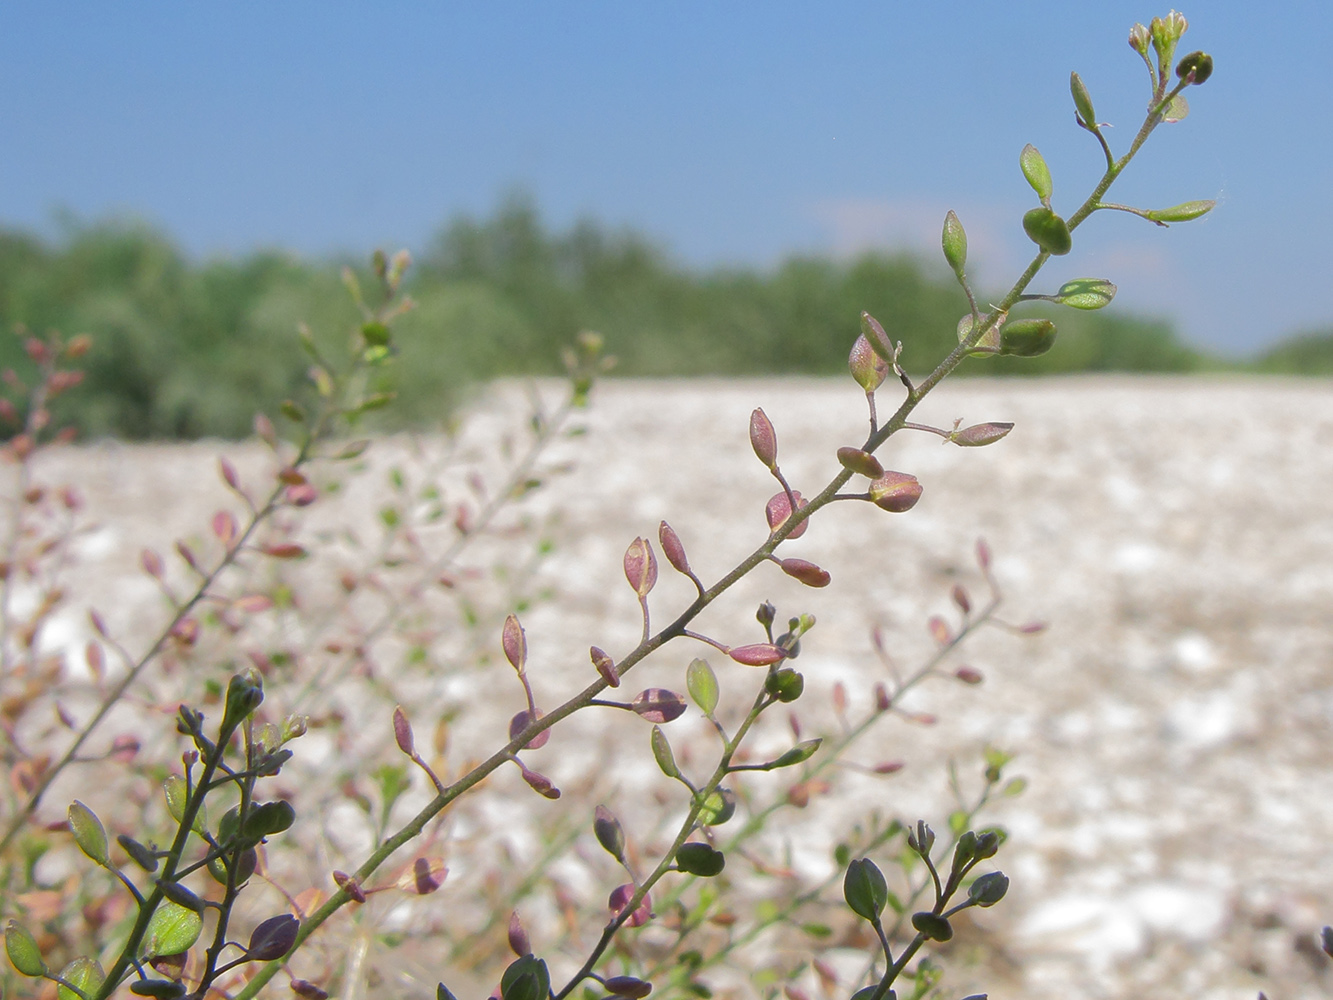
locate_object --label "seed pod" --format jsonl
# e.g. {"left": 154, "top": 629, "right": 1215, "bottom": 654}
{"left": 765, "top": 491, "right": 809, "bottom": 539}
{"left": 591, "top": 646, "right": 619, "bottom": 687}
{"left": 765, "top": 667, "right": 805, "bottom": 703}
{"left": 594, "top": 805, "right": 626, "bottom": 862}
{"left": 1019, "top": 144, "right": 1053, "bottom": 203}
{"left": 968, "top": 871, "right": 1010, "bottom": 906}
{"left": 1070, "top": 71, "right": 1097, "bottom": 126}
{"left": 603, "top": 976, "right": 653, "bottom": 999}
{"left": 393, "top": 706, "right": 415, "bottom": 756}
{"left": 779, "top": 558, "right": 831, "bottom": 588}
{"left": 658, "top": 521, "right": 691, "bottom": 576}
{"left": 246, "top": 914, "right": 299, "bottom": 961}
{"left": 749, "top": 408, "right": 778, "bottom": 470}
{"left": 848, "top": 334, "right": 889, "bottom": 392}
{"left": 686, "top": 658, "right": 719, "bottom": 716}
{"left": 999, "top": 318, "right": 1058, "bottom": 357}
{"left": 952, "top": 422, "right": 1014, "bottom": 447}
{"left": 867, "top": 471, "right": 922, "bottom": 513}
{"left": 836, "top": 446, "right": 883, "bottom": 478}
{"left": 1175, "top": 50, "right": 1212, "bottom": 84}
{"left": 5, "top": 919, "right": 46, "bottom": 977}
{"left": 507, "top": 911, "right": 531, "bottom": 957}
{"left": 1145, "top": 199, "right": 1216, "bottom": 223}
{"left": 623, "top": 537, "right": 658, "bottom": 598}
{"left": 631, "top": 688, "right": 687, "bottom": 724}
{"left": 859, "top": 311, "right": 894, "bottom": 360}
{"left": 502, "top": 614, "right": 527, "bottom": 672}
{"left": 911, "top": 912, "right": 954, "bottom": 941}
{"left": 941, "top": 210, "right": 967, "bottom": 279}
{"left": 650, "top": 726, "right": 680, "bottom": 779}
{"left": 728, "top": 643, "right": 789, "bottom": 666}
{"left": 1022, "top": 207, "right": 1072, "bottom": 255}
{"left": 1053, "top": 278, "right": 1116, "bottom": 310}
{"left": 69, "top": 800, "right": 109, "bottom": 867}
{"left": 676, "top": 842, "right": 726, "bottom": 877}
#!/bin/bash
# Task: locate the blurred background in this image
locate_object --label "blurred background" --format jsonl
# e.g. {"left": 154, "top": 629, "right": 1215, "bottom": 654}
{"left": 2, "top": 1, "right": 1330, "bottom": 438}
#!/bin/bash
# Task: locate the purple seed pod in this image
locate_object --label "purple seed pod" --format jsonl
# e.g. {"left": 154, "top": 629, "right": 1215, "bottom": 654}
{"left": 779, "top": 558, "right": 831, "bottom": 588}
{"left": 728, "top": 643, "right": 789, "bottom": 667}
{"left": 867, "top": 471, "right": 922, "bottom": 513}
{"left": 623, "top": 537, "right": 658, "bottom": 598}
{"left": 591, "top": 646, "right": 620, "bottom": 687}
{"left": 393, "top": 706, "right": 415, "bottom": 756}
{"left": 509, "top": 710, "right": 550, "bottom": 750}
{"left": 749, "top": 408, "right": 778, "bottom": 470}
{"left": 836, "top": 447, "right": 884, "bottom": 479}
{"left": 658, "top": 521, "right": 691, "bottom": 576}
{"left": 507, "top": 910, "right": 531, "bottom": 956}
{"left": 502, "top": 614, "right": 527, "bottom": 673}
{"left": 608, "top": 884, "right": 653, "bottom": 927}
{"left": 630, "top": 688, "right": 687, "bottom": 724}
{"left": 765, "top": 491, "right": 809, "bottom": 539}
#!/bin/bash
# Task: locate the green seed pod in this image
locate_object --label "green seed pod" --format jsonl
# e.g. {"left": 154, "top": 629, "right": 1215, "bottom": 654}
{"left": 765, "top": 667, "right": 805, "bottom": 703}
{"left": 968, "top": 870, "right": 1010, "bottom": 906}
{"left": 848, "top": 334, "right": 889, "bottom": 392}
{"left": 686, "top": 658, "right": 719, "bottom": 716}
{"left": 594, "top": 805, "right": 626, "bottom": 862}
{"left": 1019, "top": 144, "right": 1053, "bottom": 203}
{"left": 1054, "top": 278, "right": 1117, "bottom": 310}
{"left": 1145, "top": 199, "right": 1216, "bottom": 223}
{"left": 696, "top": 787, "right": 736, "bottom": 826}
{"left": 676, "top": 842, "right": 726, "bottom": 877}
{"left": 651, "top": 726, "right": 680, "bottom": 779}
{"left": 130, "top": 980, "right": 187, "bottom": 998}
{"left": 1022, "top": 208, "right": 1072, "bottom": 255}
{"left": 1176, "top": 50, "right": 1212, "bottom": 84}
{"left": 911, "top": 912, "right": 954, "bottom": 941}
{"left": 242, "top": 800, "right": 296, "bottom": 840}
{"left": 69, "top": 800, "right": 110, "bottom": 867}
{"left": 1070, "top": 71, "right": 1097, "bottom": 126}
{"left": 118, "top": 835, "right": 160, "bottom": 873}
{"left": 5, "top": 919, "right": 46, "bottom": 977}
{"left": 1000, "top": 318, "right": 1058, "bottom": 357}
{"left": 360, "top": 321, "right": 391, "bottom": 347}
{"left": 941, "top": 210, "right": 967, "bottom": 280}
{"left": 768, "top": 738, "right": 821, "bottom": 768}
{"left": 843, "top": 858, "right": 888, "bottom": 921}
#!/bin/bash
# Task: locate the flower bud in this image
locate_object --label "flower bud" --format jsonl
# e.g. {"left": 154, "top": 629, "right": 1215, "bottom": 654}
{"left": 756, "top": 601, "right": 776, "bottom": 628}
{"left": 765, "top": 490, "right": 809, "bottom": 538}
{"left": 623, "top": 537, "right": 658, "bottom": 598}
{"left": 779, "top": 558, "right": 831, "bottom": 588}
{"left": 1019, "top": 144, "right": 1053, "bottom": 203}
{"left": 867, "top": 471, "right": 922, "bottom": 513}
{"left": 941, "top": 210, "right": 967, "bottom": 279}
{"left": 1000, "top": 318, "right": 1058, "bottom": 358}
{"left": 1070, "top": 71, "right": 1097, "bottom": 127}
{"left": 749, "top": 408, "right": 778, "bottom": 470}
{"left": 223, "top": 673, "right": 264, "bottom": 731}
{"left": 1021, "top": 207, "right": 1072, "bottom": 255}
{"left": 836, "top": 447, "right": 883, "bottom": 478}
{"left": 848, "top": 334, "right": 889, "bottom": 392}
{"left": 1128, "top": 22, "right": 1150, "bottom": 55}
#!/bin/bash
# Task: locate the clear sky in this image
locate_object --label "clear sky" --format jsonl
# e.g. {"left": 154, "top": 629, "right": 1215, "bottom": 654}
{"left": 2, "top": 1, "right": 1328, "bottom": 355}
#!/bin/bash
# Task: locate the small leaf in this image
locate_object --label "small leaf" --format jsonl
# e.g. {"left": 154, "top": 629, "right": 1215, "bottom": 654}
{"left": 1019, "top": 144, "right": 1053, "bottom": 202}
{"left": 685, "top": 658, "right": 719, "bottom": 716}
{"left": 5, "top": 919, "right": 46, "bottom": 976}
{"left": 676, "top": 842, "right": 726, "bottom": 877}
{"left": 162, "top": 776, "right": 206, "bottom": 835}
{"left": 142, "top": 901, "right": 203, "bottom": 958}
{"left": 245, "top": 914, "right": 299, "bottom": 961}
{"left": 57, "top": 956, "right": 105, "bottom": 1000}
{"left": 650, "top": 726, "right": 680, "bottom": 779}
{"left": 1054, "top": 278, "right": 1117, "bottom": 310}
{"left": 69, "top": 800, "right": 109, "bottom": 867}
{"left": 843, "top": 858, "right": 888, "bottom": 921}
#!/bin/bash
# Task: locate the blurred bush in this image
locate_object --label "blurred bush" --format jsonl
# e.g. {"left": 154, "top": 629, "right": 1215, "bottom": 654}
{"left": 5, "top": 198, "right": 1315, "bottom": 441}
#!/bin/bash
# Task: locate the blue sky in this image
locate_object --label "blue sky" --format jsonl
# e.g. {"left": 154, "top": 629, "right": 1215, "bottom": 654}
{"left": 2, "top": 1, "right": 1328, "bottom": 355}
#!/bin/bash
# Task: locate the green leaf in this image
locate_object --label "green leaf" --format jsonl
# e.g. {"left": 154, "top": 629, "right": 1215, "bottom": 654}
{"left": 1054, "top": 278, "right": 1117, "bottom": 310}
{"left": 5, "top": 919, "right": 46, "bottom": 977}
{"left": 685, "top": 658, "right": 719, "bottom": 717}
{"left": 68, "top": 800, "right": 110, "bottom": 867}
{"left": 1019, "top": 144, "right": 1053, "bottom": 202}
{"left": 650, "top": 726, "right": 680, "bottom": 780}
{"left": 1145, "top": 199, "right": 1216, "bottom": 223}
{"left": 843, "top": 857, "right": 888, "bottom": 921}
{"left": 56, "top": 956, "right": 105, "bottom": 1000}
{"left": 500, "top": 955, "right": 550, "bottom": 1000}
{"left": 141, "top": 901, "right": 203, "bottom": 958}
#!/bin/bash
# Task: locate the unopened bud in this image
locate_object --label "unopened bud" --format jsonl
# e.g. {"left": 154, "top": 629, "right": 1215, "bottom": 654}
{"left": 1128, "top": 22, "right": 1150, "bottom": 55}
{"left": 867, "top": 471, "right": 922, "bottom": 513}
{"left": 951, "top": 584, "right": 971, "bottom": 613}
{"left": 749, "top": 408, "right": 778, "bottom": 469}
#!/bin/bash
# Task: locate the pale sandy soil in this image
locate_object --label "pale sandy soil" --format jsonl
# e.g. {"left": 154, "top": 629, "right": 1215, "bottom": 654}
{"left": 10, "top": 375, "right": 1333, "bottom": 1000}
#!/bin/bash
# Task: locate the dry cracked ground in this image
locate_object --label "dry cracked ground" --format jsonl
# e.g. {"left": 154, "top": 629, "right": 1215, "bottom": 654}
{"left": 8, "top": 375, "right": 1333, "bottom": 1000}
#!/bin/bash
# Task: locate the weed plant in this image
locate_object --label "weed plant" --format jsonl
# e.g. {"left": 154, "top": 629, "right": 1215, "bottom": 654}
{"left": 1, "top": 12, "right": 1326, "bottom": 1000}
